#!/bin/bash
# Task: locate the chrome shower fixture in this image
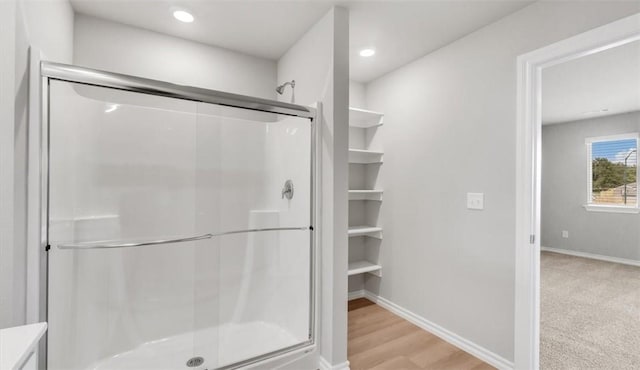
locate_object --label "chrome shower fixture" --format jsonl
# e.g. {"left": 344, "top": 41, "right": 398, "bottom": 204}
{"left": 281, "top": 179, "right": 294, "bottom": 200}
{"left": 276, "top": 80, "right": 295, "bottom": 95}
{"left": 276, "top": 80, "right": 296, "bottom": 103}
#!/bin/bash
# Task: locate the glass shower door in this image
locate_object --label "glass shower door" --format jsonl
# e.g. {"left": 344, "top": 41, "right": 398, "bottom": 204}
{"left": 47, "top": 80, "right": 216, "bottom": 370}
{"left": 194, "top": 103, "right": 312, "bottom": 368}
{"left": 46, "top": 78, "right": 313, "bottom": 370}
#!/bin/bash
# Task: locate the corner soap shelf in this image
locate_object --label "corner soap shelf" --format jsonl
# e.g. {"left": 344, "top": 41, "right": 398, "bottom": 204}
{"left": 347, "top": 106, "right": 384, "bottom": 279}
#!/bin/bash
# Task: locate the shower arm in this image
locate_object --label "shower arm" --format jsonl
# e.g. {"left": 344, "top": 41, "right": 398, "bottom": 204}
{"left": 275, "top": 80, "right": 296, "bottom": 103}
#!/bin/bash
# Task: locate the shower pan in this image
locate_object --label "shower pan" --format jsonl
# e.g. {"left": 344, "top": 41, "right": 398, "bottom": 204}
{"left": 39, "top": 63, "right": 318, "bottom": 370}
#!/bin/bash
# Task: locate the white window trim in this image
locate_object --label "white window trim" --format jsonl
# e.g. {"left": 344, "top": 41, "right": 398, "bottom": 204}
{"left": 583, "top": 204, "right": 640, "bottom": 214}
{"left": 585, "top": 132, "right": 640, "bottom": 144}
{"left": 585, "top": 132, "right": 639, "bottom": 213}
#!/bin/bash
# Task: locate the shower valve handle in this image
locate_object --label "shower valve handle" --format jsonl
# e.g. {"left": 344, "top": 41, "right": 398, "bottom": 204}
{"left": 282, "top": 180, "right": 294, "bottom": 200}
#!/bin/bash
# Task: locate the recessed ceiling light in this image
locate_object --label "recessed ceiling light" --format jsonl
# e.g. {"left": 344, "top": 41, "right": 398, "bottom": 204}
{"left": 173, "top": 10, "right": 194, "bottom": 23}
{"left": 359, "top": 48, "right": 375, "bottom": 57}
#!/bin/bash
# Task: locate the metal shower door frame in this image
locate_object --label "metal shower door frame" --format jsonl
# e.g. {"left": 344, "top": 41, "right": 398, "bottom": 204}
{"left": 39, "top": 62, "right": 320, "bottom": 370}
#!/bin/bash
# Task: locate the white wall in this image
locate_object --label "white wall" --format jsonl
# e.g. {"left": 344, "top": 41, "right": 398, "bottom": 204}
{"left": 19, "top": 0, "right": 74, "bottom": 62}
{"left": 365, "top": 1, "right": 640, "bottom": 363}
{"left": 542, "top": 112, "right": 640, "bottom": 260}
{"left": 74, "top": 15, "right": 276, "bottom": 99}
{"left": 349, "top": 80, "right": 366, "bottom": 109}
{"left": 0, "top": 0, "right": 74, "bottom": 329}
{"left": 277, "top": 7, "right": 350, "bottom": 368}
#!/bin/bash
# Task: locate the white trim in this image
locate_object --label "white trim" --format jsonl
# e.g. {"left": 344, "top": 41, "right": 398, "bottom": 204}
{"left": 541, "top": 246, "right": 640, "bottom": 267}
{"left": 362, "top": 291, "right": 514, "bottom": 370}
{"left": 584, "top": 132, "right": 639, "bottom": 144}
{"left": 347, "top": 289, "right": 365, "bottom": 301}
{"left": 516, "top": 12, "right": 640, "bottom": 370}
{"left": 586, "top": 140, "right": 593, "bottom": 204}
{"left": 583, "top": 204, "right": 640, "bottom": 214}
{"left": 318, "top": 357, "right": 350, "bottom": 370}
{"left": 26, "top": 47, "right": 43, "bottom": 324}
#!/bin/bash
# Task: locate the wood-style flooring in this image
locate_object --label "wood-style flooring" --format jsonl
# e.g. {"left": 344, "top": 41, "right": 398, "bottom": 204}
{"left": 348, "top": 298, "right": 494, "bottom": 370}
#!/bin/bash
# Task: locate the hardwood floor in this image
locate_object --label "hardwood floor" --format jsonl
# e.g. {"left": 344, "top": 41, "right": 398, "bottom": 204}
{"left": 348, "top": 298, "right": 494, "bottom": 370}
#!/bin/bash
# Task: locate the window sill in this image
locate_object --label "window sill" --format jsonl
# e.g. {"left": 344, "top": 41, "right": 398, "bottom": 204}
{"left": 583, "top": 205, "right": 640, "bottom": 214}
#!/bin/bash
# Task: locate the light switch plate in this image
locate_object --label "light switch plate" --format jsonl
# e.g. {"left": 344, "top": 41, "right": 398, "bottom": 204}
{"left": 562, "top": 230, "right": 569, "bottom": 238}
{"left": 467, "top": 193, "right": 484, "bottom": 210}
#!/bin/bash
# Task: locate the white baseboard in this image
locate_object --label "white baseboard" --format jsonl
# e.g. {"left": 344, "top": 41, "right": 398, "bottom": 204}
{"left": 348, "top": 289, "right": 365, "bottom": 301}
{"left": 541, "top": 246, "right": 640, "bottom": 267}
{"left": 318, "top": 356, "right": 350, "bottom": 370}
{"left": 361, "top": 291, "right": 514, "bottom": 370}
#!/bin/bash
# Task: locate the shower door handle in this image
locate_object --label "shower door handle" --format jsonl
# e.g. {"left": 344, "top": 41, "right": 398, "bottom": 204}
{"left": 57, "top": 233, "right": 214, "bottom": 249}
{"left": 55, "top": 226, "right": 310, "bottom": 250}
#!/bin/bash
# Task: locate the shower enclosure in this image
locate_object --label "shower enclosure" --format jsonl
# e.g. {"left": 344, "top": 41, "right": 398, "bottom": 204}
{"left": 40, "top": 63, "right": 317, "bottom": 370}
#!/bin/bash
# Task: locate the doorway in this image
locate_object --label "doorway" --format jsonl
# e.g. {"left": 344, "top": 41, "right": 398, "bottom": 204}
{"left": 539, "top": 40, "right": 640, "bottom": 368}
{"left": 515, "top": 12, "right": 640, "bottom": 370}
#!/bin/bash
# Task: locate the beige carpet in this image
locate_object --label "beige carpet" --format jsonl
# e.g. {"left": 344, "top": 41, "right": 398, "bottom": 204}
{"left": 541, "top": 251, "right": 640, "bottom": 369}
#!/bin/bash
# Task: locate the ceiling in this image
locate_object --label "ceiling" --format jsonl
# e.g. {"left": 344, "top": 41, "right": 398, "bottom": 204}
{"left": 542, "top": 40, "right": 640, "bottom": 125}
{"left": 70, "top": 1, "right": 334, "bottom": 60}
{"left": 347, "top": 1, "right": 530, "bottom": 82}
{"left": 70, "top": 0, "right": 532, "bottom": 83}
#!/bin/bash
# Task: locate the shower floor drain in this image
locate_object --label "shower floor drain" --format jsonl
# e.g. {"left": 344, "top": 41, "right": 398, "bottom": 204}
{"left": 186, "top": 357, "right": 204, "bottom": 367}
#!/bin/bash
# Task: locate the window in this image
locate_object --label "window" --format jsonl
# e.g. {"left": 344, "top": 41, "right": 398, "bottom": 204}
{"left": 586, "top": 133, "right": 638, "bottom": 211}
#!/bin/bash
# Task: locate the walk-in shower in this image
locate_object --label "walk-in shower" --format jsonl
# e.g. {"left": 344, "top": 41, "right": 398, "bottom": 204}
{"left": 39, "top": 63, "right": 317, "bottom": 370}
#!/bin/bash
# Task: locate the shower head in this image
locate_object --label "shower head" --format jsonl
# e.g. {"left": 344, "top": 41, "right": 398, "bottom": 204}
{"left": 276, "top": 80, "right": 295, "bottom": 95}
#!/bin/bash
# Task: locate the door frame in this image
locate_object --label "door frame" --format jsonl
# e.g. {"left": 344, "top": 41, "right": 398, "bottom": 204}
{"left": 514, "top": 12, "right": 640, "bottom": 370}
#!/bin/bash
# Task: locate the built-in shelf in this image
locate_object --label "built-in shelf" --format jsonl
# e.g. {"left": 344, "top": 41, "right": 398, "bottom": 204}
{"left": 349, "top": 149, "right": 383, "bottom": 164}
{"left": 347, "top": 107, "right": 384, "bottom": 284}
{"left": 348, "top": 260, "right": 382, "bottom": 277}
{"left": 349, "top": 107, "right": 384, "bottom": 128}
{"left": 349, "top": 189, "right": 383, "bottom": 201}
{"left": 348, "top": 225, "right": 383, "bottom": 239}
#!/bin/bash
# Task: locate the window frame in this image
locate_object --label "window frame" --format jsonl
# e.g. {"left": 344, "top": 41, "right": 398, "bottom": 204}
{"left": 585, "top": 132, "right": 639, "bottom": 213}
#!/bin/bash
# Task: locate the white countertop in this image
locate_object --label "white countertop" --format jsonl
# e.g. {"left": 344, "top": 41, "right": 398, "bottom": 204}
{"left": 0, "top": 322, "right": 47, "bottom": 370}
